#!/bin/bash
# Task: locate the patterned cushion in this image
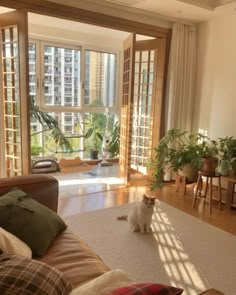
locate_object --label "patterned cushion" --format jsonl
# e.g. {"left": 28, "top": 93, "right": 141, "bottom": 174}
{"left": 107, "top": 283, "right": 184, "bottom": 295}
{"left": 0, "top": 252, "right": 73, "bottom": 295}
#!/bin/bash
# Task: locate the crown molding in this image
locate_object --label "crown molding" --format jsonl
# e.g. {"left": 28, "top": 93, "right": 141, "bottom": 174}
{"left": 216, "top": 0, "right": 236, "bottom": 6}
{"left": 48, "top": 0, "right": 174, "bottom": 27}
{"left": 178, "top": 0, "right": 215, "bottom": 10}
{"left": 0, "top": 0, "right": 171, "bottom": 37}
{"left": 179, "top": 0, "right": 236, "bottom": 10}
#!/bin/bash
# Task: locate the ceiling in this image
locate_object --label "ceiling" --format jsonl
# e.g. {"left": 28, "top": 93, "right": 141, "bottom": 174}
{"left": 1, "top": 0, "right": 236, "bottom": 25}
{"left": 90, "top": 0, "right": 236, "bottom": 22}
{"left": 1, "top": 0, "right": 236, "bottom": 41}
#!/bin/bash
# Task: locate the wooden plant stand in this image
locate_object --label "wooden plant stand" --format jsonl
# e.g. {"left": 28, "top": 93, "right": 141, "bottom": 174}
{"left": 175, "top": 174, "right": 195, "bottom": 196}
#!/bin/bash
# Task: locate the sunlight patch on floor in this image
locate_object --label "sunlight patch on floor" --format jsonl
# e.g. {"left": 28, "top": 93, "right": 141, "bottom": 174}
{"left": 152, "top": 207, "right": 208, "bottom": 294}
{"left": 58, "top": 176, "right": 124, "bottom": 186}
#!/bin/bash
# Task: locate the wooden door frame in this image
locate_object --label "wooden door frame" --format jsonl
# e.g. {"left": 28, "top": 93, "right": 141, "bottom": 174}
{"left": 0, "top": 0, "right": 170, "bottom": 38}
{"left": 0, "top": 2, "right": 171, "bottom": 178}
{"left": 119, "top": 33, "right": 136, "bottom": 183}
{"left": 129, "top": 38, "right": 167, "bottom": 178}
{"left": 0, "top": 10, "right": 31, "bottom": 176}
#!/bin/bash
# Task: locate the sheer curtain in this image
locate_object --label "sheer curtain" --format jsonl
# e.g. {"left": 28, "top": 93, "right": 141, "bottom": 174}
{"left": 165, "top": 23, "right": 197, "bottom": 132}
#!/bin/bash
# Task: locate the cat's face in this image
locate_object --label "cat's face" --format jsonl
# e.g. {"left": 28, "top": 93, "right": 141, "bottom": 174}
{"left": 142, "top": 194, "right": 155, "bottom": 208}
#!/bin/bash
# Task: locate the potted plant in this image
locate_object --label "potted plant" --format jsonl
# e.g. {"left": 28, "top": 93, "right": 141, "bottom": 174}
{"left": 218, "top": 136, "right": 236, "bottom": 175}
{"left": 84, "top": 114, "right": 103, "bottom": 159}
{"left": 198, "top": 135, "right": 219, "bottom": 174}
{"left": 148, "top": 129, "right": 203, "bottom": 191}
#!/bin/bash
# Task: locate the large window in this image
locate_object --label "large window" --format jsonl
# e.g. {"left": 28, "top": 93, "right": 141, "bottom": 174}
{"left": 84, "top": 50, "right": 117, "bottom": 107}
{"left": 29, "top": 40, "right": 119, "bottom": 158}
{"left": 43, "top": 44, "right": 81, "bottom": 107}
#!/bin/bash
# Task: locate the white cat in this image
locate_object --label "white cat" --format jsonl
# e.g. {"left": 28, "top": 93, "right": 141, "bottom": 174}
{"left": 117, "top": 194, "right": 156, "bottom": 233}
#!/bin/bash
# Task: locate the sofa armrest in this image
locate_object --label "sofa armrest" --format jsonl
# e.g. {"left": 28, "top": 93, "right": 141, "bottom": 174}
{"left": 0, "top": 174, "right": 59, "bottom": 212}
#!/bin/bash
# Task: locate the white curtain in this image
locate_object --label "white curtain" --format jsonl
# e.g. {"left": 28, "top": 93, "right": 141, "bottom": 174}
{"left": 165, "top": 23, "right": 197, "bottom": 132}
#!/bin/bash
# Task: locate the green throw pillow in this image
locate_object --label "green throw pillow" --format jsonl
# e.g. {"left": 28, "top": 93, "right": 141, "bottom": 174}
{"left": 0, "top": 188, "right": 67, "bottom": 257}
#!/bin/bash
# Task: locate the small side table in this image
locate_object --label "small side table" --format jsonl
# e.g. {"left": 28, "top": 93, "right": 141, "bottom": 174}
{"left": 192, "top": 171, "right": 222, "bottom": 214}
{"left": 222, "top": 175, "right": 236, "bottom": 209}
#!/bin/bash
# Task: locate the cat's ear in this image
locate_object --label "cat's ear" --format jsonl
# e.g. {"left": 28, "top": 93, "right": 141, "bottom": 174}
{"left": 143, "top": 194, "right": 150, "bottom": 200}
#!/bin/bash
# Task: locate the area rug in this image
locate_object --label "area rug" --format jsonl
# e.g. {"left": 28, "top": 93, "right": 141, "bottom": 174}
{"left": 64, "top": 202, "right": 236, "bottom": 295}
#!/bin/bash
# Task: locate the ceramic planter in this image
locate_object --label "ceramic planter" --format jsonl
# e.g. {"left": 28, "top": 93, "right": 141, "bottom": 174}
{"left": 201, "top": 157, "right": 218, "bottom": 174}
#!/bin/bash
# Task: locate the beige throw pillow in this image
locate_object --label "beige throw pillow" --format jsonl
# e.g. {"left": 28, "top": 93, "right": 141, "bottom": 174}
{"left": 69, "top": 269, "right": 133, "bottom": 295}
{"left": 0, "top": 227, "right": 32, "bottom": 258}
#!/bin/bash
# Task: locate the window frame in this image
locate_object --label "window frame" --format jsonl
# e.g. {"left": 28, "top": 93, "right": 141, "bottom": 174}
{"left": 81, "top": 45, "right": 120, "bottom": 114}
{"left": 29, "top": 38, "right": 120, "bottom": 115}
{"left": 39, "top": 40, "right": 82, "bottom": 112}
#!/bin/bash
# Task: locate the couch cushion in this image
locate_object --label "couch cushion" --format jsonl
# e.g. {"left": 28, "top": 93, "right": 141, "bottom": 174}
{"left": 107, "top": 283, "right": 184, "bottom": 295}
{"left": 0, "top": 188, "right": 67, "bottom": 257}
{"left": 0, "top": 252, "right": 73, "bottom": 295}
{"left": 0, "top": 227, "right": 32, "bottom": 258}
{"left": 69, "top": 269, "right": 133, "bottom": 295}
{"left": 36, "top": 228, "right": 110, "bottom": 288}
{"left": 199, "top": 289, "right": 224, "bottom": 295}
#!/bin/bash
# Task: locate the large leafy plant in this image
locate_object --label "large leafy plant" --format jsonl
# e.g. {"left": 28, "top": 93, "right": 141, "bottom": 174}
{"left": 83, "top": 113, "right": 104, "bottom": 152}
{"left": 148, "top": 129, "right": 211, "bottom": 191}
{"left": 218, "top": 136, "right": 236, "bottom": 162}
{"left": 108, "top": 121, "right": 120, "bottom": 157}
{"left": 30, "top": 98, "right": 72, "bottom": 152}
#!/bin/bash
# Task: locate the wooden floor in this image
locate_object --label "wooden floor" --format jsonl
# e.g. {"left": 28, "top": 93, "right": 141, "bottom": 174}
{"left": 58, "top": 172, "right": 236, "bottom": 236}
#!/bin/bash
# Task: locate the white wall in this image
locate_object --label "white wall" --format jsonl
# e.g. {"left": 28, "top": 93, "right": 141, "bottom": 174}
{"left": 193, "top": 13, "right": 236, "bottom": 139}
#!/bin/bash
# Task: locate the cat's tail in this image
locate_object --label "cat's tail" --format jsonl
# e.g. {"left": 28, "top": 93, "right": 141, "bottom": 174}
{"left": 117, "top": 215, "right": 128, "bottom": 221}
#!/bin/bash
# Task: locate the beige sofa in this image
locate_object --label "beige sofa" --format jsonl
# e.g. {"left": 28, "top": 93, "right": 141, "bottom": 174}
{"left": 0, "top": 174, "right": 109, "bottom": 288}
{"left": 0, "top": 174, "right": 224, "bottom": 295}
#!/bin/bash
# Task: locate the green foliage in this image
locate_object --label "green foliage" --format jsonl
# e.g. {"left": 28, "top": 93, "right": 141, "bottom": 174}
{"left": 83, "top": 113, "right": 104, "bottom": 151}
{"left": 197, "top": 135, "right": 218, "bottom": 159}
{"left": 31, "top": 145, "right": 43, "bottom": 156}
{"left": 148, "top": 129, "right": 236, "bottom": 191}
{"left": 30, "top": 97, "right": 72, "bottom": 152}
{"left": 147, "top": 129, "right": 225, "bottom": 191}
{"left": 108, "top": 121, "right": 120, "bottom": 157}
{"left": 148, "top": 129, "right": 204, "bottom": 191}
{"left": 218, "top": 136, "right": 236, "bottom": 161}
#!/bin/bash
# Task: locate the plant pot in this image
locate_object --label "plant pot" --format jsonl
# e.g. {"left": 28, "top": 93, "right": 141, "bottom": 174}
{"left": 231, "top": 160, "right": 236, "bottom": 176}
{"left": 178, "top": 164, "right": 199, "bottom": 182}
{"left": 90, "top": 149, "right": 99, "bottom": 160}
{"left": 219, "top": 159, "right": 230, "bottom": 176}
{"left": 201, "top": 157, "right": 218, "bottom": 174}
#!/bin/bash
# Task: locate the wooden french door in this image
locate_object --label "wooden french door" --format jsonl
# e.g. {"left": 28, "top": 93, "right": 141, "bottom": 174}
{"left": 119, "top": 35, "right": 167, "bottom": 183}
{"left": 0, "top": 10, "right": 31, "bottom": 177}
{"left": 119, "top": 33, "right": 135, "bottom": 184}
